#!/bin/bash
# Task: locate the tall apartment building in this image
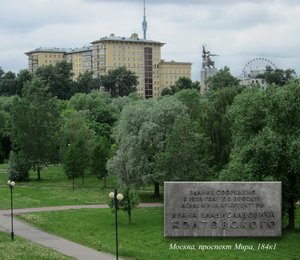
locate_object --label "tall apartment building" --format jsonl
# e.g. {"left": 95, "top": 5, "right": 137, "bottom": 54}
{"left": 159, "top": 60, "right": 192, "bottom": 90}
{"left": 66, "top": 47, "right": 92, "bottom": 79}
{"left": 25, "top": 47, "right": 67, "bottom": 73}
{"left": 25, "top": 47, "right": 92, "bottom": 79}
{"left": 25, "top": 33, "right": 192, "bottom": 98}
{"left": 91, "top": 33, "right": 164, "bottom": 98}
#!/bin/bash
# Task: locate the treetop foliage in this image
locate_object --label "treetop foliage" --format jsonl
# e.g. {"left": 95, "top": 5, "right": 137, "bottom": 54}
{"left": 258, "top": 65, "right": 297, "bottom": 86}
{"left": 161, "top": 77, "right": 200, "bottom": 96}
{"left": 206, "top": 66, "right": 240, "bottom": 91}
{"left": 0, "top": 63, "right": 139, "bottom": 100}
{"left": 100, "top": 66, "right": 138, "bottom": 97}
{"left": 1, "top": 63, "right": 299, "bottom": 228}
{"left": 220, "top": 81, "right": 300, "bottom": 229}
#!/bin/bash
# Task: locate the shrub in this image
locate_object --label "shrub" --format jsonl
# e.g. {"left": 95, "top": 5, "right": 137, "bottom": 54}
{"left": 8, "top": 151, "right": 31, "bottom": 181}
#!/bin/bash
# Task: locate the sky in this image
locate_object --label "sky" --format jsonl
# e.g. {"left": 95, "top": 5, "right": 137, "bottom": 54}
{"left": 1, "top": 0, "right": 300, "bottom": 80}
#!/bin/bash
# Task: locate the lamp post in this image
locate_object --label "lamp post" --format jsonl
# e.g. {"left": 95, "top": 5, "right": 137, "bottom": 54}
{"left": 7, "top": 180, "right": 15, "bottom": 240}
{"left": 109, "top": 189, "right": 123, "bottom": 260}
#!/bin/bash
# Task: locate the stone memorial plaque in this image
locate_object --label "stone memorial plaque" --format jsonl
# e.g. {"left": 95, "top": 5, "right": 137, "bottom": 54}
{"left": 164, "top": 182, "right": 282, "bottom": 237}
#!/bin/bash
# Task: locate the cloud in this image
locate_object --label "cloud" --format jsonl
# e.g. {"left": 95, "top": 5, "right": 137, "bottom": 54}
{"left": 0, "top": 0, "right": 300, "bottom": 79}
{"left": 0, "top": 0, "right": 89, "bottom": 33}
{"left": 85, "top": 0, "right": 300, "bottom": 6}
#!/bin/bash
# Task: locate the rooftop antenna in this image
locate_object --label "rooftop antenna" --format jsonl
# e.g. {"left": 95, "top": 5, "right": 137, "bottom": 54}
{"left": 142, "top": 0, "right": 147, "bottom": 40}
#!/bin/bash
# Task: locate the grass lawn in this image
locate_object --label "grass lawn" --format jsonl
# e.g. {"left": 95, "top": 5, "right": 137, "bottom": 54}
{"left": 0, "top": 231, "right": 73, "bottom": 260}
{"left": 18, "top": 207, "right": 300, "bottom": 260}
{"left": 0, "top": 164, "right": 162, "bottom": 209}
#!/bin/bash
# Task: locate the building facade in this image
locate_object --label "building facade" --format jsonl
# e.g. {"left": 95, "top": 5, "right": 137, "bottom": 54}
{"left": 25, "top": 48, "right": 68, "bottom": 73}
{"left": 240, "top": 78, "right": 268, "bottom": 90}
{"left": 25, "top": 47, "right": 92, "bottom": 79}
{"left": 159, "top": 60, "right": 192, "bottom": 92}
{"left": 25, "top": 33, "right": 192, "bottom": 98}
{"left": 66, "top": 47, "right": 92, "bottom": 79}
{"left": 91, "top": 33, "right": 165, "bottom": 98}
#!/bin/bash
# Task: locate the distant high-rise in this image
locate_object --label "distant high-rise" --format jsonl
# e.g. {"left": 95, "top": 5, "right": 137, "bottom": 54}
{"left": 26, "top": 33, "right": 192, "bottom": 98}
{"left": 142, "top": 0, "right": 147, "bottom": 40}
{"left": 25, "top": 47, "right": 92, "bottom": 79}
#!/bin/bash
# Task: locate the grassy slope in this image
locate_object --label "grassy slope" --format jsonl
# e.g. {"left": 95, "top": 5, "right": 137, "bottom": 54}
{"left": 0, "top": 231, "right": 73, "bottom": 260}
{"left": 2, "top": 163, "right": 299, "bottom": 259}
{"left": 18, "top": 207, "right": 300, "bottom": 260}
{"left": 0, "top": 164, "right": 160, "bottom": 209}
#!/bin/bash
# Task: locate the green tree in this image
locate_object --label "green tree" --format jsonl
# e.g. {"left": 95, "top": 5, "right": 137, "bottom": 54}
{"left": 35, "top": 60, "right": 74, "bottom": 99}
{"left": 16, "top": 70, "right": 33, "bottom": 96}
{"left": 107, "top": 100, "right": 153, "bottom": 188}
{"left": 61, "top": 112, "right": 95, "bottom": 185}
{"left": 68, "top": 91, "right": 117, "bottom": 137}
{"left": 0, "top": 69, "right": 32, "bottom": 96}
{"left": 107, "top": 96, "right": 188, "bottom": 198}
{"left": 0, "top": 110, "right": 11, "bottom": 163}
{"left": 0, "top": 67, "right": 4, "bottom": 79}
{"left": 8, "top": 151, "right": 31, "bottom": 181}
{"left": 155, "top": 116, "right": 212, "bottom": 181}
{"left": 0, "top": 71, "right": 17, "bottom": 96}
{"left": 0, "top": 111, "right": 6, "bottom": 162}
{"left": 100, "top": 66, "right": 138, "bottom": 97}
{"left": 9, "top": 77, "right": 61, "bottom": 180}
{"left": 90, "top": 136, "right": 110, "bottom": 187}
{"left": 221, "top": 83, "right": 300, "bottom": 229}
{"left": 72, "top": 71, "right": 101, "bottom": 94}
{"left": 205, "top": 87, "right": 238, "bottom": 172}
{"left": 161, "top": 77, "right": 200, "bottom": 96}
{"left": 107, "top": 93, "right": 142, "bottom": 144}
{"left": 206, "top": 66, "right": 240, "bottom": 91}
{"left": 110, "top": 93, "right": 142, "bottom": 116}
{"left": 0, "top": 96, "right": 15, "bottom": 161}
{"left": 68, "top": 91, "right": 111, "bottom": 111}
{"left": 258, "top": 66, "right": 297, "bottom": 86}
{"left": 174, "top": 89, "right": 207, "bottom": 125}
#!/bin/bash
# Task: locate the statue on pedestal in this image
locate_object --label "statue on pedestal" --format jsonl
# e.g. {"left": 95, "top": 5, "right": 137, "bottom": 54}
{"left": 202, "top": 45, "right": 218, "bottom": 69}
{"left": 200, "top": 45, "right": 219, "bottom": 94}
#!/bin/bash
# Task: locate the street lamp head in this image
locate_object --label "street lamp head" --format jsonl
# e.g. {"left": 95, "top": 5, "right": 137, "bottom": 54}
{"left": 117, "top": 193, "right": 124, "bottom": 201}
{"left": 109, "top": 192, "right": 115, "bottom": 199}
{"left": 7, "top": 180, "right": 15, "bottom": 187}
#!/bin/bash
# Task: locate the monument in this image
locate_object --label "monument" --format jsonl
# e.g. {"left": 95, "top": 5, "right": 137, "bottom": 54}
{"left": 164, "top": 182, "right": 282, "bottom": 237}
{"left": 200, "top": 45, "right": 218, "bottom": 94}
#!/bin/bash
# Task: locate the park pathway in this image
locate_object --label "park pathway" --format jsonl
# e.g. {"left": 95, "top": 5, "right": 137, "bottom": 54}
{"left": 0, "top": 203, "right": 163, "bottom": 260}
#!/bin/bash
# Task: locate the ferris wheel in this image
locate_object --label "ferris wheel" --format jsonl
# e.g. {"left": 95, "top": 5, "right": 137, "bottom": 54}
{"left": 241, "top": 57, "right": 277, "bottom": 80}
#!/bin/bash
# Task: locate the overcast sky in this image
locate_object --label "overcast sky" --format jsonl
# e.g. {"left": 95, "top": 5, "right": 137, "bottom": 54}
{"left": 1, "top": 0, "right": 299, "bottom": 80}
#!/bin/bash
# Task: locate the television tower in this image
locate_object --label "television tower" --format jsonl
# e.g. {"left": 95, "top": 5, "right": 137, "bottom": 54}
{"left": 142, "top": 0, "right": 147, "bottom": 40}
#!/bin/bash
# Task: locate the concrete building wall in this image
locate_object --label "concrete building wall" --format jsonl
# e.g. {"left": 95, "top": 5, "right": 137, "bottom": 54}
{"left": 91, "top": 33, "right": 164, "bottom": 98}
{"left": 66, "top": 48, "right": 92, "bottom": 79}
{"left": 240, "top": 78, "right": 268, "bottom": 90}
{"left": 159, "top": 60, "right": 192, "bottom": 93}
{"left": 200, "top": 67, "right": 218, "bottom": 94}
{"left": 25, "top": 48, "right": 67, "bottom": 73}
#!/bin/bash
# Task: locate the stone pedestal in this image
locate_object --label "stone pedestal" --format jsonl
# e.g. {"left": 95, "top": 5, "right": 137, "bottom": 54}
{"left": 200, "top": 67, "right": 218, "bottom": 94}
